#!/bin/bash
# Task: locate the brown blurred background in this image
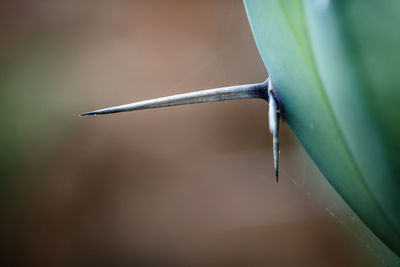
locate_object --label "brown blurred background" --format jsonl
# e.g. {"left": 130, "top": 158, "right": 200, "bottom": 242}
{"left": 0, "top": 0, "right": 392, "bottom": 266}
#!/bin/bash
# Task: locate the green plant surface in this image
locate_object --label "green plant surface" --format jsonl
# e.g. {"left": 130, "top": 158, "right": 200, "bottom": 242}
{"left": 243, "top": 0, "right": 400, "bottom": 259}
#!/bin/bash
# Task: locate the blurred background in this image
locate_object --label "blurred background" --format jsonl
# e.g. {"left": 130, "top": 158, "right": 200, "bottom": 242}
{"left": 0, "top": 0, "right": 393, "bottom": 266}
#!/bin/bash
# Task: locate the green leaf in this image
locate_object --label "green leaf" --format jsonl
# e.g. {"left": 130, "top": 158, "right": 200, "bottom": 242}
{"left": 244, "top": 0, "right": 400, "bottom": 257}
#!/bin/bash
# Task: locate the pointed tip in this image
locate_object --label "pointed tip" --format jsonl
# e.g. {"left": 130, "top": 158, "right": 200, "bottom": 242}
{"left": 80, "top": 108, "right": 112, "bottom": 116}
{"left": 79, "top": 111, "right": 97, "bottom": 117}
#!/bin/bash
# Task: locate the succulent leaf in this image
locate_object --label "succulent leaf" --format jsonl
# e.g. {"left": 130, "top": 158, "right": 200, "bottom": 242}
{"left": 244, "top": 0, "right": 400, "bottom": 256}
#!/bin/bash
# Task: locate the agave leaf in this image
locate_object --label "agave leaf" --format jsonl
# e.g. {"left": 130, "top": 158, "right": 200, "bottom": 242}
{"left": 244, "top": 0, "right": 400, "bottom": 256}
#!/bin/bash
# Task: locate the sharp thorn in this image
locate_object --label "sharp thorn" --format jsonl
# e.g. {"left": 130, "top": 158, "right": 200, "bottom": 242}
{"left": 268, "top": 79, "right": 280, "bottom": 183}
{"left": 80, "top": 78, "right": 281, "bottom": 183}
{"left": 80, "top": 81, "right": 268, "bottom": 116}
